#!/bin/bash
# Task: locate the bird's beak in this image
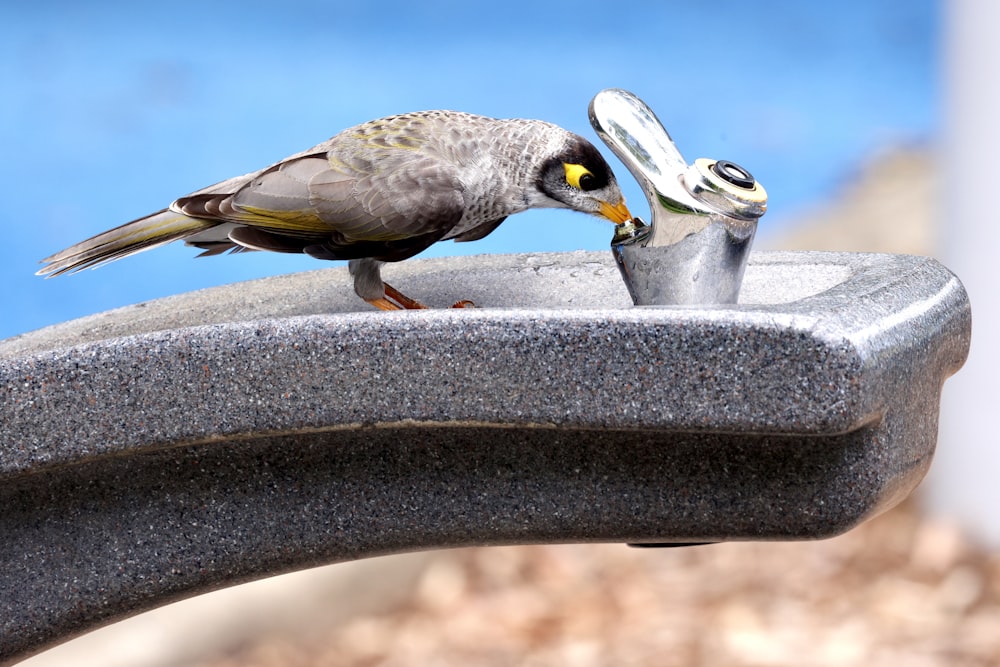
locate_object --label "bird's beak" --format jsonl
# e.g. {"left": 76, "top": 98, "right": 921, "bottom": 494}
{"left": 598, "top": 199, "right": 633, "bottom": 225}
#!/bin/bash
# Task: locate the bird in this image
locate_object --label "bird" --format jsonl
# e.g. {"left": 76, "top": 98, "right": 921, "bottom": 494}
{"left": 38, "top": 110, "right": 633, "bottom": 310}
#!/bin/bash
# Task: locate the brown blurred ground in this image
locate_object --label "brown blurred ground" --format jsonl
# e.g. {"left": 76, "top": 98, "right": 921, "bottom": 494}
{"left": 30, "top": 146, "right": 999, "bottom": 667}
{"left": 199, "top": 499, "right": 1000, "bottom": 667}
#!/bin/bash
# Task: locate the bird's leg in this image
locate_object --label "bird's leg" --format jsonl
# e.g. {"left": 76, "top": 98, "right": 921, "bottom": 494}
{"left": 372, "top": 284, "right": 476, "bottom": 310}
{"left": 365, "top": 282, "right": 476, "bottom": 310}
{"left": 365, "top": 297, "right": 404, "bottom": 310}
{"left": 352, "top": 259, "right": 425, "bottom": 310}
{"left": 366, "top": 290, "right": 475, "bottom": 310}
{"left": 383, "top": 282, "right": 429, "bottom": 309}
{"left": 352, "top": 258, "right": 473, "bottom": 310}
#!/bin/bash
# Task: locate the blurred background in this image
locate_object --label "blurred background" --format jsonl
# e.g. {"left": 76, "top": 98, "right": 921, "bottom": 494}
{"left": 6, "top": 0, "right": 1000, "bottom": 665}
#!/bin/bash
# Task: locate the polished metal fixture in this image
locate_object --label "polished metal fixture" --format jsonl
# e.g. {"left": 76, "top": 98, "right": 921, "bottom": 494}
{"left": 590, "top": 89, "right": 768, "bottom": 305}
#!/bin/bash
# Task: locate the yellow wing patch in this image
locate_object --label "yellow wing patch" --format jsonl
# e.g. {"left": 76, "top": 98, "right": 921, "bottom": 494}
{"left": 233, "top": 205, "right": 332, "bottom": 234}
{"left": 350, "top": 128, "right": 426, "bottom": 151}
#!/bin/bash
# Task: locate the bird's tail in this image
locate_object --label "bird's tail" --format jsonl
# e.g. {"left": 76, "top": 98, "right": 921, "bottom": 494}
{"left": 37, "top": 210, "right": 214, "bottom": 277}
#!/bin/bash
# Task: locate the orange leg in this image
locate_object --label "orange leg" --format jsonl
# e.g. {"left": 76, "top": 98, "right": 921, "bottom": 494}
{"left": 383, "top": 283, "right": 429, "bottom": 309}
{"left": 365, "top": 297, "right": 404, "bottom": 311}
{"left": 367, "top": 283, "right": 477, "bottom": 311}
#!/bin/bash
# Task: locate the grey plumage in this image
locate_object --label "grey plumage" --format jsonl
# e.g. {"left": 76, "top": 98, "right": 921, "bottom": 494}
{"left": 39, "top": 110, "right": 631, "bottom": 309}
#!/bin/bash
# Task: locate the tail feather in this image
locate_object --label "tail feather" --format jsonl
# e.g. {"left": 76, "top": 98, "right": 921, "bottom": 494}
{"left": 38, "top": 210, "right": 215, "bottom": 277}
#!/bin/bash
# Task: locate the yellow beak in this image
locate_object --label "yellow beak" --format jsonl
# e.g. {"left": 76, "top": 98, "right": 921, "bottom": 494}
{"left": 598, "top": 199, "right": 633, "bottom": 225}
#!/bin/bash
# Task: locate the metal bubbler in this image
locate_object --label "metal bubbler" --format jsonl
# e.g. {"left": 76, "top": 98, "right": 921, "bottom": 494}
{"left": 589, "top": 89, "right": 768, "bottom": 305}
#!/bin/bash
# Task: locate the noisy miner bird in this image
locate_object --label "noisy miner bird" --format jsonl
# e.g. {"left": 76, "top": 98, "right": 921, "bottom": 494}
{"left": 38, "top": 110, "right": 632, "bottom": 310}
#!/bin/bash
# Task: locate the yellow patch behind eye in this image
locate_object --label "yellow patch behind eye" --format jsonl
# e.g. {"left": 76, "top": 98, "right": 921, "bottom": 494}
{"left": 563, "top": 163, "right": 594, "bottom": 189}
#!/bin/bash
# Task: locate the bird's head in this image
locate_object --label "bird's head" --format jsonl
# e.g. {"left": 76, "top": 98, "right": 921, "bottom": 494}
{"left": 535, "top": 134, "right": 632, "bottom": 224}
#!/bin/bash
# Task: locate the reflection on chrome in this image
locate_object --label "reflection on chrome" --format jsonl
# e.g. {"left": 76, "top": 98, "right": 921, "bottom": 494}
{"left": 590, "top": 89, "right": 767, "bottom": 306}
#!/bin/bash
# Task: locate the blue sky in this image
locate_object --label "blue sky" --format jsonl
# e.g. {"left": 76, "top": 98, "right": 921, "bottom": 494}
{"left": 1, "top": 1, "right": 936, "bottom": 339}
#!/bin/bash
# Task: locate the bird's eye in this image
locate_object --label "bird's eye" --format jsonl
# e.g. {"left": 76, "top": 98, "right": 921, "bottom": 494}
{"left": 563, "top": 163, "right": 600, "bottom": 191}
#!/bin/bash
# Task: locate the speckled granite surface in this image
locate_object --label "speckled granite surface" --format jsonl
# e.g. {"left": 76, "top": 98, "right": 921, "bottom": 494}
{"left": 0, "top": 251, "right": 970, "bottom": 664}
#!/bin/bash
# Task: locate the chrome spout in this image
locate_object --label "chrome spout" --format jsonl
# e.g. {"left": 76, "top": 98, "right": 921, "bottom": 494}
{"left": 589, "top": 89, "right": 767, "bottom": 305}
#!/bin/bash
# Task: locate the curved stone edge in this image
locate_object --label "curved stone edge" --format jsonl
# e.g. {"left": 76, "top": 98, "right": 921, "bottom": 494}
{"left": 0, "top": 250, "right": 850, "bottom": 360}
{"left": 0, "top": 251, "right": 970, "bottom": 481}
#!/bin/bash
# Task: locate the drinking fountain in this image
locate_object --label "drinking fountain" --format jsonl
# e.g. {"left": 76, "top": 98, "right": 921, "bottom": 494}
{"left": 0, "top": 90, "right": 970, "bottom": 665}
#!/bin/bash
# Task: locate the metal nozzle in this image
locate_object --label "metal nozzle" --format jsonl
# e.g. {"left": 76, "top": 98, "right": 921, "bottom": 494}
{"left": 589, "top": 89, "right": 767, "bottom": 306}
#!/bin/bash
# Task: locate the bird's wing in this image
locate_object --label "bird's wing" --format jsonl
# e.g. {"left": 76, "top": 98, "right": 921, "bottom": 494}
{"left": 176, "top": 144, "right": 467, "bottom": 261}
{"left": 174, "top": 155, "right": 339, "bottom": 237}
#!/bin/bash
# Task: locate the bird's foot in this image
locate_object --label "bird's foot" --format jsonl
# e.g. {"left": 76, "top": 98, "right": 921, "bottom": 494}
{"left": 382, "top": 283, "right": 428, "bottom": 309}
{"left": 365, "top": 284, "right": 476, "bottom": 311}
{"left": 361, "top": 282, "right": 428, "bottom": 310}
{"left": 365, "top": 297, "right": 407, "bottom": 310}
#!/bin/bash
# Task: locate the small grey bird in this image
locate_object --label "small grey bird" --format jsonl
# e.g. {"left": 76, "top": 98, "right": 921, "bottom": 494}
{"left": 38, "top": 110, "right": 632, "bottom": 309}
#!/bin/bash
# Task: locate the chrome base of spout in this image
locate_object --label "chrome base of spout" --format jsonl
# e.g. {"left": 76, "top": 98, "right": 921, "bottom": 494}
{"left": 612, "top": 216, "right": 757, "bottom": 306}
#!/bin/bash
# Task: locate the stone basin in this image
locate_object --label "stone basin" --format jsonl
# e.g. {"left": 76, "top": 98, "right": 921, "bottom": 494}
{"left": 0, "top": 250, "right": 971, "bottom": 664}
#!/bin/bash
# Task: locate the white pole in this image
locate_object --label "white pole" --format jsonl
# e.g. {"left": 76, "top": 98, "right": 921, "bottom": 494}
{"left": 924, "top": 0, "right": 1000, "bottom": 545}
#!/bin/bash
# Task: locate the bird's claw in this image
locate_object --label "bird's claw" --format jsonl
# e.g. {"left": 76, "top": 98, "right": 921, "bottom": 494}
{"left": 381, "top": 283, "right": 428, "bottom": 309}
{"left": 372, "top": 283, "right": 475, "bottom": 310}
